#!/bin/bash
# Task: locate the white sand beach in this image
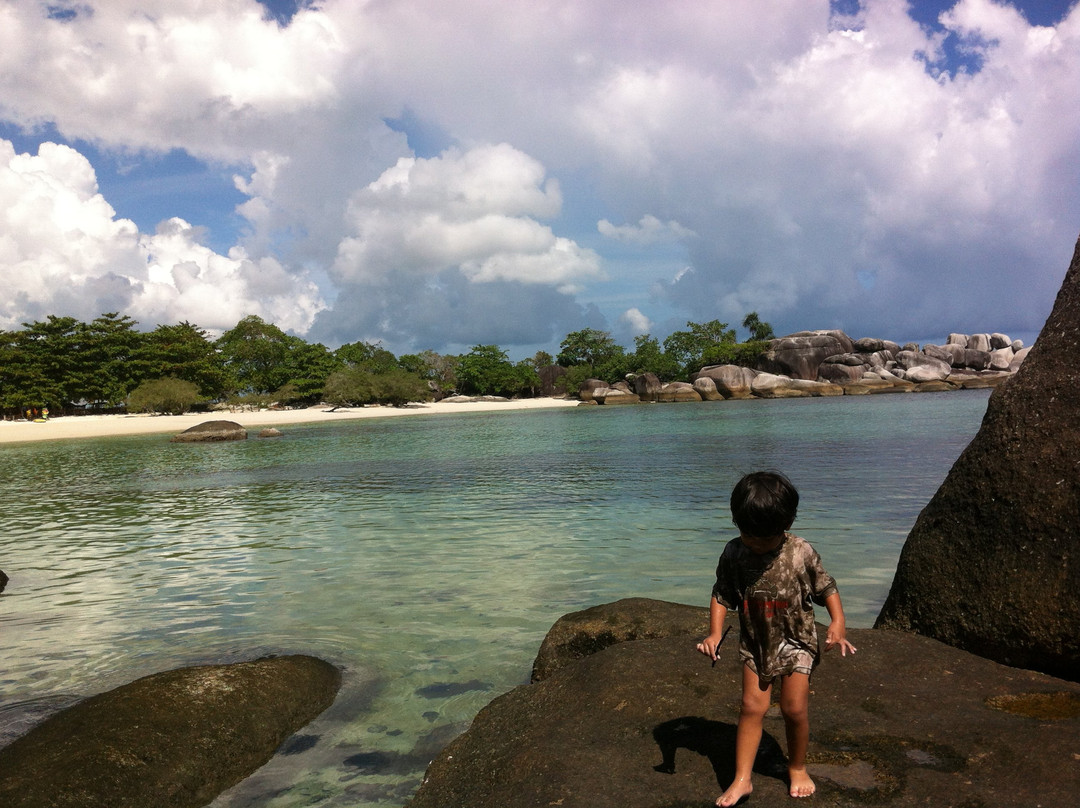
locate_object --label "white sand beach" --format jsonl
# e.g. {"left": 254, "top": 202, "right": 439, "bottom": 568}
{"left": 0, "top": 398, "right": 582, "bottom": 445}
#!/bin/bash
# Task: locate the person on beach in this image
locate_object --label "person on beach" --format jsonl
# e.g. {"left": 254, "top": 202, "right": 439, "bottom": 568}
{"left": 697, "top": 471, "right": 856, "bottom": 805}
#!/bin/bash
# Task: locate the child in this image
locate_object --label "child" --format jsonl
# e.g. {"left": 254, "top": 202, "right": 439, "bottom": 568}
{"left": 696, "top": 471, "right": 855, "bottom": 805}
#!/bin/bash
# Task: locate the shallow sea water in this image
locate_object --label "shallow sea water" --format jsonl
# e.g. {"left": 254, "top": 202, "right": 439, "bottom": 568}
{"left": 0, "top": 390, "right": 991, "bottom": 805}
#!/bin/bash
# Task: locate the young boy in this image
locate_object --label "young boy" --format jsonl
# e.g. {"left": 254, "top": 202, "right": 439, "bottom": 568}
{"left": 697, "top": 471, "right": 855, "bottom": 805}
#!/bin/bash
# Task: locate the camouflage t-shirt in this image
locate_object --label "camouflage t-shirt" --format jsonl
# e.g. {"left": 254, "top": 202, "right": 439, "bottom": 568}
{"left": 711, "top": 532, "right": 838, "bottom": 680}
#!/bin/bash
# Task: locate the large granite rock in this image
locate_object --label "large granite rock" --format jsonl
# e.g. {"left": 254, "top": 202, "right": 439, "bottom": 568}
{"left": 756, "top": 329, "right": 854, "bottom": 380}
{"left": 408, "top": 599, "right": 1080, "bottom": 808}
{"left": 170, "top": 420, "right": 248, "bottom": 442}
{"left": 0, "top": 655, "right": 340, "bottom": 808}
{"left": 876, "top": 234, "right": 1080, "bottom": 681}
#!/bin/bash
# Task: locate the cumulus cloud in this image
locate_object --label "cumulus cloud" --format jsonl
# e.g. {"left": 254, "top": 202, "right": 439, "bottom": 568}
{"left": 618, "top": 307, "right": 653, "bottom": 336}
{"left": 0, "top": 0, "right": 1078, "bottom": 351}
{"left": 0, "top": 139, "right": 324, "bottom": 333}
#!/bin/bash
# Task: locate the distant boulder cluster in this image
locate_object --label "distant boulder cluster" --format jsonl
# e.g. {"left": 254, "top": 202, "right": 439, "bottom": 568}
{"left": 579, "top": 329, "right": 1028, "bottom": 404}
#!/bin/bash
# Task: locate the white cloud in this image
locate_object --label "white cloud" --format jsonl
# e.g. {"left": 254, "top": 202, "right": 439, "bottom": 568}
{"left": 618, "top": 307, "right": 653, "bottom": 336}
{"left": 0, "top": 139, "right": 324, "bottom": 333}
{"left": 333, "top": 145, "right": 603, "bottom": 288}
{"left": 0, "top": 0, "right": 1078, "bottom": 351}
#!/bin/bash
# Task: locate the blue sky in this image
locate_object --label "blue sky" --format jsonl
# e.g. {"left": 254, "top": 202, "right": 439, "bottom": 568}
{"left": 1, "top": 0, "right": 1078, "bottom": 356}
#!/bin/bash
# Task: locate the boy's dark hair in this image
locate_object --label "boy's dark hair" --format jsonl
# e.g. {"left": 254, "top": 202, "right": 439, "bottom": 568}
{"left": 730, "top": 471, "right": 799, "bottom": 538}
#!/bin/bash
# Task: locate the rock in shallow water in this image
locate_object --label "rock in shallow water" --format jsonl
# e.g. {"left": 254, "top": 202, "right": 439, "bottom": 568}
{"left": 0, "top": 655, "right": 340, "bottom": 808}
{"left": 170, "top": 419, "right": 248, "bottom": 442}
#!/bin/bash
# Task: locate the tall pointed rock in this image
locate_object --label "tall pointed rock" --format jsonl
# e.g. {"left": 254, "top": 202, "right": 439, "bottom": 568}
{"left": 875, "top": 234, "right": 1080, "bottom": 681}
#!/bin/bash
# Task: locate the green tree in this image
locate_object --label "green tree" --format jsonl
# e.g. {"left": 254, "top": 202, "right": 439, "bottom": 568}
{"left": 76, "top": 312, "right": 149, "bottom": 406}
{"left": 628, "top": 334, "right": 681, "bottom": 381}
{"left": 556, "top": 328, "right": 622, "bottom": 367}
{"left": 127, "top": 377, "right": 202, "bottom": 415}
{"left": 280, "top": 337, "right": 339, "bottom": 403}
{"left": 335, "top": 340, "right": 398, "bottom": 374}
{"left": 141, "top": 321, "right": 228, "bottom": 399}
{"left": 6, "top": 316, "right": 83, "bottom": 410}
{"left": 742, "top": 311, "right": 775, "bottom": 342}
{"left": 663, "top": 320, "right": 737, "bottom": 376}
{"left": 373, "top": 368, "right": 433, "bottom": 406}
{"left": 215, "top": 315, "right": 293, "bottom": 395}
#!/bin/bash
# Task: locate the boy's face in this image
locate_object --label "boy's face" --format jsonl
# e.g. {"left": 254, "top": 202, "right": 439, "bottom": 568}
{"left": 739, "top": 532, "right": 785, "bottom": 555}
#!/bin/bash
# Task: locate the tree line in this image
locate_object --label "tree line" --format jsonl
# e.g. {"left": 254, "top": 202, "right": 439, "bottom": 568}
{"left": 0, "top": 311, "right": 773, "bottom": 418}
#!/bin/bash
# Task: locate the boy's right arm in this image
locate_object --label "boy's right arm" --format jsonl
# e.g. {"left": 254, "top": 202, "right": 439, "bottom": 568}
{"left": 696, "top": 596, "right": 728, "bottom": 659}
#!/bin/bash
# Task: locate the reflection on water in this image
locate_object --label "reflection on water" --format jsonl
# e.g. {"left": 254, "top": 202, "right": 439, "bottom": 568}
{"left": 0, "top": 391, "right": 990, "bottom": 806}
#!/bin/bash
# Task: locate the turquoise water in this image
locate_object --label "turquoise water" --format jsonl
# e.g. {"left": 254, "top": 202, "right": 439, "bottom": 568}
{"left": 0, "top": 390, "right": 991, "bottom": 805}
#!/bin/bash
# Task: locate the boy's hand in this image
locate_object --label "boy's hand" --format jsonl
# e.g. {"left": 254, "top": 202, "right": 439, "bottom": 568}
{"left": 825, "top": 621, "right": 857, "bottom": 656}
{"left": 696, "top": 628, "right": 728, "bottom": 661}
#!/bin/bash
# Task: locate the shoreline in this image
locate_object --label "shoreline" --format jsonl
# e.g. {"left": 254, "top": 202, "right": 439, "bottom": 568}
{"left": 0, "top": 398, "right": 581, "bottom": 446}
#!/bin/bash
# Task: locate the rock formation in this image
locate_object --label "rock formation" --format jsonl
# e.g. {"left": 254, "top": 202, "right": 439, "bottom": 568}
{"left": 407, "top": 598, "right": 1080, "bottom": 808}
{"left": 578, "top": 329, "right": 1024, "bottom": 404}
{"left": 170, "top": 419, "right": 248, "bottom": 442}
{"left": 0, "top": 655, "right": 340, "bottom": 808}
{"left": 875, "top": 235, "right": 1080, "bottom": 681}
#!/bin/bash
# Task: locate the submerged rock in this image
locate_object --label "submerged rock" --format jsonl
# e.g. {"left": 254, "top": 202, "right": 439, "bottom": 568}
{"left": 876, "top": 234, "right": 1080, "bottom": 681}
{"left": 170, "top": 420, "right": 247, "bottom": 442}
{"left": 0, "top": 655, "right": 340, "bottom": 808}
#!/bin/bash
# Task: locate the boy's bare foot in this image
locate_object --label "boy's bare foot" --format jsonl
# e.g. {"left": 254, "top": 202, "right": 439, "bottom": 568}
{"left": 716, "top": 777, "right": 753, "bottom": 806}
{"left": 788, "top": 767, "right": 815, "bottom": 798}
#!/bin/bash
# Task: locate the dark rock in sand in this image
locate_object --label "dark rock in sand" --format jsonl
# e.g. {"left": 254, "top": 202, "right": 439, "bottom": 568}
{"left": 0, "top": 655, "right": 340, "bottom": 808}
{"left": 407, "top": 599, "right": 1080, "bottom": 808}
{"left": 876, "top": 234, "right": 1080, "bottom": 681}
{"left": 170, "top": 420, "right": 248, "bottom": 442}
{"left": 0, "top": 568, "right": 7, "bottom": 594}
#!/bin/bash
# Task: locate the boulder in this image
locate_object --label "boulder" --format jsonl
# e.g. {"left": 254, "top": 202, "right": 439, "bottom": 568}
{"left": 694, "top": 365, "right": 756, "bottom": 399}
{"left": 1010, "top": 338, "right": 1025, "bottom": 351}
{"left": 962, "top": 348, "right": 991, "bottom": 370}
{"left": 657, "top": 382, "right": 702, "bottom": 402}
{"left": 755, "top": 330, "right": 854, "bottom": 380}
{"left": 538, "top": 364, "right": 568, "bottom": 397}
{"left": 0, "top": 656, "right": 340, "bottom": 808}
{"left": 967, "top": 333, "right": 992, "bottom": 352}
{"left": 876, "top": 234, "right": 1080, "bottom": 681}
{"left": 751, "top": 373, "right": 809, "bottom": 398}
{"left": 990, "top": 332, "right": 1012, "bottom": 350}
{"left": 816, "top": 362, "right": 863, "bottom": 384}
{"left": 895, "top": 351, "right": 951, "bottom": 382}
{"left": 821, "top": 352, "right": 865, "bottom": 366}
{"left": 257, "top": 428, "right": 283, "bottom": 438}
{"left": 946, "top": 332, "right": 968, "bottom": 345}
{"left": 852, "top": 337, "right": 885, "bottom": 352}
{"left": 692, "top": 376, "right": 725, "bottom": 401}
{"left": 632, "top": 372, "right": 663, "bottom": 402}
{"left": 1009, "top": 346, "right": 1031, "bottom": 371}
{"left": 408, "top": 600, "right": 1080, "bottom": 808}
{"left": 577, "top": 379, "right": 608, "bottom": 402}
{"left": 170, "top": 420, "right": 247, "bottom": 442}
{"left": 597, "top": 389, "right": 640, "bottom": 405}
{"left": 989, "top": 346, "right": 1014, "bottom": 371}
{"left": 0, "top": 568, "right": 7, "bottom": 594}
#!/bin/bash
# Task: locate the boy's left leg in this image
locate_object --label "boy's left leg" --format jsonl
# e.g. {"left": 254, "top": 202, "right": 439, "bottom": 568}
{"left": 779, "top": 671, "right": 814, "bottom": 798}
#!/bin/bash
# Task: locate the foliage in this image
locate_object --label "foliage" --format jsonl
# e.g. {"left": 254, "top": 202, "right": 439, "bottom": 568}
{"left": 663, "top": 319, "right": 737, "bottom": 376}
{"left": 323, "top": 366, "right": 431, "bottom": 407}
{"left": 214, "top": 315, "right": 293, "bottom": 395}
{"left": 457, "top": 344, "right": 522, "bottom": 397}
{"left": 335, "top": 340, "right": 398, "bottom": 374}
{"left": 556, "top": 328, "right": 623, "bottom": 367}
{"left": 700, "top": 340, "right": 771, "bottom": 369}
{"left": 628, "top": 335, "right": 681, "bottom": 381}
{"left": 127, "top": 377, "right": 202, "bottom": 415}
{"left": 398, "top": 350, "right": 459, "bottom": 394}
{"left": 141, "top": 321, "right": 228, "bottom": 399}
{"left": 742, "top": 311, "right": 775, "bottom": 342}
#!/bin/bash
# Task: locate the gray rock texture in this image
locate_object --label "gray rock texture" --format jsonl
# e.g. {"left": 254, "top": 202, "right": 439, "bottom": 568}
{"left": 170, "top": 419, "right": 248, "bottom": 442}
{"left": 876, "top": 234, "right": 1080, "bottom": 681}
{"left": 756, "top": 329, "right": 854, "bottom": 380}
{"left": 408, "top": 599, "right": 1080, "bottom": 808}
{"left": 0, "top": 655, "right": 340, "bottom": 808}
